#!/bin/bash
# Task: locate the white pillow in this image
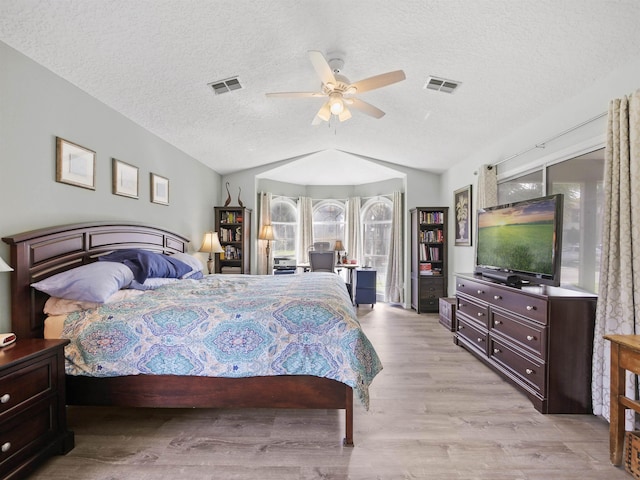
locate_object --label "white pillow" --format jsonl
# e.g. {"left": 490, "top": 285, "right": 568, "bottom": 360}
{"left": 44, "top": 289, "right": 145, "bottom": 315}
{"left": 170, "top": 252, "right": 204, "bottom": 278}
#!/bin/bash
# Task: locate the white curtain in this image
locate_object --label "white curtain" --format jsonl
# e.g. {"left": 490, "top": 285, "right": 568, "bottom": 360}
{"left": 297, "top": 196, "right": 313, "bottom": 265}
{"left": 592, "top": 89, "right": 640, "bottom": 425}
{"left": 346, "top": 197, "right": 362, "bottom": 264}
{"left": 385, "top": 191, "right": 404, "bottom": 303}
{"left": 257, "top": 192, "right": 272, "bottom": 275}
{"left": 477, "top": 164, "right": 498, "bottom": 209}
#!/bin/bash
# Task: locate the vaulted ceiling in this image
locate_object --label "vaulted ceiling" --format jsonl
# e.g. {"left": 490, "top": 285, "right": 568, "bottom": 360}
{"left": 1, "top": 1, "right": 639, "bottom": 185}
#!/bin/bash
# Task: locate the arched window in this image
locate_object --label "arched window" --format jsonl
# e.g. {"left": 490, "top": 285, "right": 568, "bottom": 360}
{"left": 270, "top": 197, "right": 297, "bottom": 258}
{"left": 312, "top": 200, "right": 345, "bottom": 249}
{"left": 361, "top": 197, "right": 393, "bottom": 292}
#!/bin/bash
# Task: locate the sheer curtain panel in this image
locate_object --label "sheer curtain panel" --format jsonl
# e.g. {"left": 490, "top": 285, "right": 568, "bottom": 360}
{"left": 297, "top": 196, "right": 313, "bottom": 265}
{"left": 477, "top": 164, "right": 498, "bottom": 208}
{"left": 258, "top": 192, "right": 272, "bottom": 275}
{"left": 346, "top": 197, "right": 362, "bottom": 264}
{"left": 385, "top": 191, "right": 404, "bottom": 303}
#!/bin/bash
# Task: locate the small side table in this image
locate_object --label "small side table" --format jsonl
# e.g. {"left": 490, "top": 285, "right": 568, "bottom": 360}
{"left": 0, "top": 338, "right": 74, "bottom": 479}
{"left": 603, "top": 334, "right": 640, "bottom": 466}
{"left": 355, "top": 269, "right": 376, "bottom": 308}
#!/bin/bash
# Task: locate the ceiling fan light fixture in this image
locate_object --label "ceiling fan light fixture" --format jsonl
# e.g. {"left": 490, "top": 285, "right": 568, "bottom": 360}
{"left": 345, "top": 85, "right": 357, "bottom": 95}
{"left": 329, "top": 94, "right": 344, "bottom": 115}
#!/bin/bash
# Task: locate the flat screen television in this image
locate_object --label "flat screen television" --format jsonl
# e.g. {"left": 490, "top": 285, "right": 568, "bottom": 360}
{"left": 474, "top": 194, "right": 563, "bottom": 286}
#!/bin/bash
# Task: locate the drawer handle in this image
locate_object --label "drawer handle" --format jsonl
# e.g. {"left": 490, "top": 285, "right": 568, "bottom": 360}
{"left": 494, "top": 320, "right": 502, "bottom": 326}
{"left": 477, "top": 312, "right": 485, "bottom": 317}
{"left": 526, "top": 335, "right": 535, "bottom": 341}
{"left": 494, "top": 295, "right": 502, "bottom": 300}
{"left": 458, "top": 325, "right": 464, "bottom": 330}
{"left": 0, "top": 394, "right": 9, "bottom": 404}
{"left": 525, "top": 368, "right": 534, "bottom": 375}
{"left": 458, "top": 283, "right": 464, "bottom": 288}
{"left": 493, "top": 348, "right": 501, "bottom": 354}
{"left": 526, "top": 305, "right": 536, "bottom": 311}
{"left": 1, "top": 442, "right": 10, "bottom": 453}
{"left": 477, "top": 289, "right": 484, "bottom": 294}
{"left": 477, "top": 337, "right": 483, "bottom": 343}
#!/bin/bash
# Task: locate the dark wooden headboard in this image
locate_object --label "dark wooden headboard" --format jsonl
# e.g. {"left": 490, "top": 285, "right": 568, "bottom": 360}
{"left": 2, "top": 222, "right": 190, "bottom": 340}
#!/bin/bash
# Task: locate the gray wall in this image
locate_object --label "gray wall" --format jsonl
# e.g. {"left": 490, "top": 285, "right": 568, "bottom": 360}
{"left": 0, "top": 41, "right": 221, "bottom": 332}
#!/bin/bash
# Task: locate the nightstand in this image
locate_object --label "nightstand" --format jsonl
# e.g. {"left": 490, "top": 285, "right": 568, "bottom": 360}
{"left": 0, "top": 339, "right": 74, "bottom": 479}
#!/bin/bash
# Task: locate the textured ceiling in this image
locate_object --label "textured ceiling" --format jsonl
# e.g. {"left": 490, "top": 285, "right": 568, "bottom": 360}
{"left": 1, "top": 1, "right": 639, "bottom": 185}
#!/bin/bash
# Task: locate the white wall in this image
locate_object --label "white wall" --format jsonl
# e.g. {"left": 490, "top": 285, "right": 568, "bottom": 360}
{"left": 0, "top": 41, "right": 221, "bottom": 332}
{"left": 440, "top": 56, "right": 640, "bottom": 295}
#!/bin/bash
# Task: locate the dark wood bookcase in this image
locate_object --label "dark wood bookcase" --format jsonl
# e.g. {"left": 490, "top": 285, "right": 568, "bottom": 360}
{"left": 411, "top": 207, "right": 448, "bottom": 313}
{"left": 214, "top": 206, "right": 251, "bottom": 274}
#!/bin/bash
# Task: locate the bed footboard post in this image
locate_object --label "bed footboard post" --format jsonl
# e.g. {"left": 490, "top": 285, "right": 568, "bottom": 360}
{"left": 343, "top": 386, "right": 354, "bottom": 447}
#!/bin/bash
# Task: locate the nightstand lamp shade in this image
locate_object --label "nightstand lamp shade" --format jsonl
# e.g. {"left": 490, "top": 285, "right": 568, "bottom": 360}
{"left": 0, "top": 256, "right": 13, "bottom": 273}
{"left": 198, "top": 232, "right": 224, "bottom": 274}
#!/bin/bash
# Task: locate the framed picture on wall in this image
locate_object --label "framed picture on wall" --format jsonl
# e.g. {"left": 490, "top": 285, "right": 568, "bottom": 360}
{"left": 150, "top": 173, "right": 169, "bottom": 205}
{"left": 55, "top": 137, "right": 96, "bottom": 190}
{"left": 454, "top": 184, "right": 472, "bottom": 246}
{"left": 112, "top": 158, "right": 139, "bottom": 198}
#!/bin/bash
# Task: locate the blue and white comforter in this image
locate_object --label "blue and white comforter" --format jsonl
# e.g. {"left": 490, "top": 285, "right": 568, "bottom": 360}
{"left": 61, "top": 273, "right": 382, "bottom": 407}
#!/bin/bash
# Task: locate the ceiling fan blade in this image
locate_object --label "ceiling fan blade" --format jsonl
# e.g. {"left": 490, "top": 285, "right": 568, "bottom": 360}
{"left": 349, "top": 98, "right": 385, "bottom": 119}
{"left": 338, "top": 108, "right": 352, "bottom": 122}
{"left": 265, "top": 92, "right": 324, "bottom": 98}
{"left": 308, "top": 50, "right": 337, "bottom": 87}
{"left": 349, "top": 70, "right": 406, "bottom": 94}
{"left": 312, "top": 101, "right": 332, "bottom": 125}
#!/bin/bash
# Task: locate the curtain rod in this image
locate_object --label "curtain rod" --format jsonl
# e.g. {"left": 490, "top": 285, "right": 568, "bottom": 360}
{"left": 493, "top": 111, "right": 607, "bottom": 168}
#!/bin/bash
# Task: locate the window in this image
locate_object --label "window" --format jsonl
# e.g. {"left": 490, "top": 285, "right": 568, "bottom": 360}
{"left": 361, "top": 198, "right": 393, "bottom": 295}
{"left": 497, "top": 148, "right": 604, "bottom": 293}
{"left": 270, "top": 197, "right": 297, "bottom": 258}
{"left": 312, "top": 200, "right": 345, "bottom": 249}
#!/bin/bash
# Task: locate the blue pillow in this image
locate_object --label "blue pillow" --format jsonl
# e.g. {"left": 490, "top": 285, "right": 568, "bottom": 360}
{"left": 31, "top": 262, "right": 134, "bottom": 303}
{"left": 98, "top": 249, "right": 192, "bottom": 283}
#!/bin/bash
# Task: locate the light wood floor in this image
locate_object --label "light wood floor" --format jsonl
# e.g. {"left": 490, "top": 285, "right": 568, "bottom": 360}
{"left": 30, "top": 304, "right": 628, "bottom": 479}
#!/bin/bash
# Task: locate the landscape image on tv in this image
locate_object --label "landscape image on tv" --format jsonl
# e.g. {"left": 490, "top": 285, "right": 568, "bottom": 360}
{"left": 476, "top": 197, "right": 557, "bottom": 276}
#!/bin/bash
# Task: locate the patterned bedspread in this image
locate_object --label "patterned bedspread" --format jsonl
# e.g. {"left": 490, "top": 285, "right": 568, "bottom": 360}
{"left": 61, "top": 272, "right": 382, "bottom": 407}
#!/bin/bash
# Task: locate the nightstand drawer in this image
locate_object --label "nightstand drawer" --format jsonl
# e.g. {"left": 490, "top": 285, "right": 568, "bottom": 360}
{"left": 0, "top": 358, "right": 54, "bottom": 418}
{"left": 0, "top": 397, "right": 57, "bottom": 474}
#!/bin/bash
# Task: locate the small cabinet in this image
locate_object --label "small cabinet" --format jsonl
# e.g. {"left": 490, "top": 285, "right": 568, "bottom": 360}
{"left": 355, "top": 269, "right": 376, "bottom": 307}
{"left": 0, "top": 339, "right": 74, "bottom": 479}
{"left": 214, "top": 206, "right": 252, "bottom": 274}
{"left": 411, "top": 207, "right": 448, "bottom": 313}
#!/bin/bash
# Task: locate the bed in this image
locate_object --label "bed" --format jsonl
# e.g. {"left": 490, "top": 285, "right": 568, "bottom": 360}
{"left": 2, "top": 221, "right": 382, "bottom": 446}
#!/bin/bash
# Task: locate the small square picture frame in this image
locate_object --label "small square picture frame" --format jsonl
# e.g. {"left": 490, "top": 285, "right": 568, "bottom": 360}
{"left": 112, "top": 158, "right": 139, "bottom": 199}
{"left": 150, "top": 173, "right": 169, "bottom": 205}
{"left": 56, "top": 137, "right": 96, "bottom": 190}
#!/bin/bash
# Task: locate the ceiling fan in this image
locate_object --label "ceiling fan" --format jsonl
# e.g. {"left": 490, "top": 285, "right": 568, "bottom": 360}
{"left": 266, "top": 51, "right": 406, "bottom": 125}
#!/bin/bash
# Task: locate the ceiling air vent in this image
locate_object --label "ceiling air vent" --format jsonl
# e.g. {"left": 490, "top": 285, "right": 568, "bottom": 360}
{"left": 208, "top": 76, "right": 242, "bottom": 95}
{"left": 424, "top": 76, "right": 461, "bottom": 94}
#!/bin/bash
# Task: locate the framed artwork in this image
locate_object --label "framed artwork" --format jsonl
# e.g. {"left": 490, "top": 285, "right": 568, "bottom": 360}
{"left": 150, "top": 173, "right": 169, "bottom": 205}
{"left": 112, "top": 158, "right": 139, "bottom": 198}
{"left": 454, "top": 184, "right": 472, "bottom": 246}
{"left": 55, "top": 137, "right": 96, "bottom": 190}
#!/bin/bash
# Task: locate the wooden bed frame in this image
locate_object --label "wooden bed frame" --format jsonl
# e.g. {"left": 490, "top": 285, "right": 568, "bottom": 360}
{"left": 2, "top": 222, "right": 354, "bottom": 446}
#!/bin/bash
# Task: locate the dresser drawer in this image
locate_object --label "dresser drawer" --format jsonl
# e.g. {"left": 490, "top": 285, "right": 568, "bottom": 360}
{"left": 488, "top": 288, "right": 547, "bottom": 324}
{"left": 490, "top": 337, "right": 545, "bottom": 396}
{"left": 0, "top": 357, "right": 54, "bottom": 419}
{"left": 457, "top": 294, "right": 489, "bottom": 329}
{"left": 490, "top": 307, "right": 547, "bottom": 359}
{"left": 456, "top": 277, "right": 492, "bottom": 303}
{"left": 0, "top": 397, "right": 57, "bottom": 475}
{"left": 457, "top": 316, "right": 488, "bottom": 356}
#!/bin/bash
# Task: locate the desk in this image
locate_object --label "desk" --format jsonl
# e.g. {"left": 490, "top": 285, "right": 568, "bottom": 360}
{"left": 604, "top": 334, "right": 640, "bottom": 465}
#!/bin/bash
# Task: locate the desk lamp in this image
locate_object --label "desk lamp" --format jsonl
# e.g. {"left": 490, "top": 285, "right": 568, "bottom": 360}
{"left": 198, "top": 232, "right": 224, "bottom": 274}
{"left": 334, "top": 240, "right": 344, "bottom": 264}
{"left": 258, "top": 225, "right": 275, "bottom": 274}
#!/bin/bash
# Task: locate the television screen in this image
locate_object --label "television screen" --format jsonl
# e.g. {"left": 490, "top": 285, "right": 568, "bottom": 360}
{"left": 475, "top": 194, "right": 563, "bottom": 286}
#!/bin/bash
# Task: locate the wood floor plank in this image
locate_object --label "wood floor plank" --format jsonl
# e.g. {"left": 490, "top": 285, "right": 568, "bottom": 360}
{"left": 28, "top": 304, "right": 628, "bottom": 479}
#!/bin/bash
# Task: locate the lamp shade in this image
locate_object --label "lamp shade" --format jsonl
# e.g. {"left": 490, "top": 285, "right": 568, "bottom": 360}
{"left": 258, "top": 225, "right": 275, "bottom": 241}
{"left": 0, "top": 256, "right": 13, "bottom": 273}
{"left": 198, "top": 232, "right": 224, "bottom": 254}
{"left": 334, "top": 240, "right": 344, "bottom": 251}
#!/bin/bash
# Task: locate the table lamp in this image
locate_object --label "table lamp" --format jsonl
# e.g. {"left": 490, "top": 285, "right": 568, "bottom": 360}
{"left": 0, "top": 256, "right": 12, "bottom": 273}
{"left": 258, "top": 225, "right": 275, "bottom": 274}
{"left": 198, "top": 232, "right": 224, "bottom": 274}
{"left": 334, "top": 240, "right": 344, "bottom": 264}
